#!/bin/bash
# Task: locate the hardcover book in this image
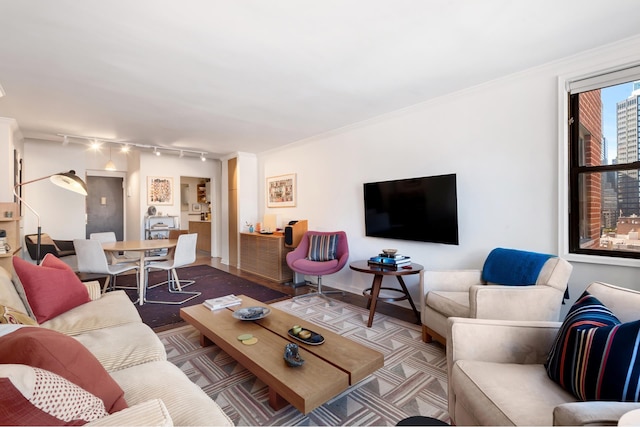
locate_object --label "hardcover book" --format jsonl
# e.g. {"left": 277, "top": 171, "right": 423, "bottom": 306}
{"left": 203, "top": 294, "right": 241, "bottom": 311}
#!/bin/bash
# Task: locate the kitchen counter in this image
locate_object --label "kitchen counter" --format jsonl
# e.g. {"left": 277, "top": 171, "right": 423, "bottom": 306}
{"left": 189, "top": 221, "right": 211, "bottom": 252}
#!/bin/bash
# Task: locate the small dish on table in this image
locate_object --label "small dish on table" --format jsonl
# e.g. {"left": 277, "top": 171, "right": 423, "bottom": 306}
{"left": 232, "top": 306, "right": 271, "bottom": 321}
{"left": 287, "top": 328, "right": 325, "bottom": 345}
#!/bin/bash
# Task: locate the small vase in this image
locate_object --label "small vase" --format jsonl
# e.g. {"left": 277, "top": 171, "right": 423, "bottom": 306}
{"left": 249, "top": 226, "right": 254, "bottom": 233}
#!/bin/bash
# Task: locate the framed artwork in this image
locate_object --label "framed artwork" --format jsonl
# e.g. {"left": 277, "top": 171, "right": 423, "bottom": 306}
{"left": 192, "top": 203, "right": 201, "bottom": 212}
{"left": 267, "top": 173, "right": 296, "bottom": 208}
{"left": 147, "top": 176, "right": 173, "bottom": 205}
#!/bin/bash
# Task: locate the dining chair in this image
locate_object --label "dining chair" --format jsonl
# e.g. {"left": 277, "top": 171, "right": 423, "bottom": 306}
{"left": 89, "top": 232, "right": 139, "bottom": 265}
{"left": 73, "top": 239, "right": 140, "bottom": 298}
{"left": 143, "top": 233, "right": 201, "bottom": 305}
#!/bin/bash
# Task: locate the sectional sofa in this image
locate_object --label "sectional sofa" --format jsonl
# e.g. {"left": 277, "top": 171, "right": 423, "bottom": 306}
{"left": 0, "top": 257, "right": 232, "bottom": 426}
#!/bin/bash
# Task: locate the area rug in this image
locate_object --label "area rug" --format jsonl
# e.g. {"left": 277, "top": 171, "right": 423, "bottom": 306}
{"left": 116, "top": 265, "right": 290, "bottom": 329}
{"left": 157, "top": 296, "right": 450, "bottom": 426}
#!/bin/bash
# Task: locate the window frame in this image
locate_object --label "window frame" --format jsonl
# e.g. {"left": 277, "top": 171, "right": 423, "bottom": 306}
{"left": 560, "top": 63, "right": 640, "bottom": 267}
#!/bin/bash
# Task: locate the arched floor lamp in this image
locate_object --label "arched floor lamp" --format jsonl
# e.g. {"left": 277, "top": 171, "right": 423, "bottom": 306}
{"left": 13, "top": 170, "right": 88, "bottom": 265}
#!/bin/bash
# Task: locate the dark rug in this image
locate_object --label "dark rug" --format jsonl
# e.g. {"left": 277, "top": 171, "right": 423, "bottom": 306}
{"left": 114, "top": 265, "right": 290, "bottom": 329}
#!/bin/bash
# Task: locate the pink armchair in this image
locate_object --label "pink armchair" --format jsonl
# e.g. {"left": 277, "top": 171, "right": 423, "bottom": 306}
{"left": 286, "top": 231, "right": 349, "bottom": 301}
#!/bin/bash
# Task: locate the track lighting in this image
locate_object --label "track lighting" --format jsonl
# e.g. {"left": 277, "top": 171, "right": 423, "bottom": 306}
{"left": 57, "top": 134, "right": 208, "bottom": 160}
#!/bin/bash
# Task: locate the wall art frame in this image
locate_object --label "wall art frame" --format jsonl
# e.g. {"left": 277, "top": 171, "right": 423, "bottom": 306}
{"left": 147, "top": 176, "right": 174, "bottom": 205}
{"left": 267, "top": 173, "right": 296, "bottom": 208}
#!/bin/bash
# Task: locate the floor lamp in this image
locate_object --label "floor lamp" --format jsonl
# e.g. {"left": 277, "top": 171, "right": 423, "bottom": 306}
{"left": 13, "top": 170, "right": 88, "bottom": 265}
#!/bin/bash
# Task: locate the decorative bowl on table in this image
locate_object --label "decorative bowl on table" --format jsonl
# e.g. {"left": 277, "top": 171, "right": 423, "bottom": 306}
{"left": 232, "top": 306, "right": 271, "bottom": 321}
{"left": 284, "top": 343, "right": 304, "bottom": 367}
{"left": 382, "top": 249, "right": 398, "bottom": 257}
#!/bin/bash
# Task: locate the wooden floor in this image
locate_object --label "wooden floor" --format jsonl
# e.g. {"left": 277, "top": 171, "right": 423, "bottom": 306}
{"left": 194, "top": 252, "right": 422, "bottom": 325}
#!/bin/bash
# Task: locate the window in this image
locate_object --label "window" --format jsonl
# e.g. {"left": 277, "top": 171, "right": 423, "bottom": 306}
{"left": 568, "top": 67, "right": 640, "bottom": 259}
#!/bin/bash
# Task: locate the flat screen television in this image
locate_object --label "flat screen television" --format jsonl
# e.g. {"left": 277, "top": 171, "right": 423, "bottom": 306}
{"left": 363, "top": 173, "right": 459, "bottom": 245}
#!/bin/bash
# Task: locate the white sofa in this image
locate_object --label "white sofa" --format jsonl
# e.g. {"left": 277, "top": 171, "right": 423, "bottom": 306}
{"left": 447, "top": 281, "right": 640, "bottom": 426}
{"left": 0, "top": 265, "right": 232, "bottom": 426}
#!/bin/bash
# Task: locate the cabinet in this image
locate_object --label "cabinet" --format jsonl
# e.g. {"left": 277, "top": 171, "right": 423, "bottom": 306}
{"left": 189, "top": 221, "right": 211, "bottom": 252}
{"left": 240, "top": 232, "right": 292, "bottom": 283}
{"left": 0, "top": 202, "right": 21, "bottom": 274}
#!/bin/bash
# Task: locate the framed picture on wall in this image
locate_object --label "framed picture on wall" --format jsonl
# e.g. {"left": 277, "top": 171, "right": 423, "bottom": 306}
{"left": 147, "top": 176, "right": 173, "bottom": 205}
{"left": 267, "top": 173, "right": 296, "bottom": 208}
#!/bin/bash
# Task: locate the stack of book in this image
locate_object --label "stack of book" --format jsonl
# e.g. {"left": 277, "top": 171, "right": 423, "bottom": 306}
{"left": 0, "top": 237, "right": 7, "bottom": 255}
{"left": 203, "top": 294, "right": 242, "bottom": 311}
{"left": 368, "top": 253, "right": 411, "bottom": 268}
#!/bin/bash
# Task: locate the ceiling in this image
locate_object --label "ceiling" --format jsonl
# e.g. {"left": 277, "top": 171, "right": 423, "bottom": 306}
{"left": 1, "top": 0, "right": 640, "bottom": 159}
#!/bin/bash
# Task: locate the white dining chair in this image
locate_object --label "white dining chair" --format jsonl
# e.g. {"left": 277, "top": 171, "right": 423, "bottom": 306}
{"left": 143, "top": 233, "right": 201, "bottom": 305}
{"left": 89, "top": 232, "right": 140, "bottom": 265}
{"left": 73, "top": 239, "right": 140, "bottom": 298}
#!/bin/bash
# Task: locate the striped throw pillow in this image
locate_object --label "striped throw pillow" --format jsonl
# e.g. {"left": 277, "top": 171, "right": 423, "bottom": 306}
{"left": 307, "top": 234, "right": 339, "bottom": 262}
{"left": 546, "top": 291, "right": 640, "bottom": 401}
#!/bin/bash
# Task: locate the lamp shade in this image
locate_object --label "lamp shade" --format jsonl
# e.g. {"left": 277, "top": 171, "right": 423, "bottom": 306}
{"left": 49, "top": 170, "right": 88, "bottom": 196}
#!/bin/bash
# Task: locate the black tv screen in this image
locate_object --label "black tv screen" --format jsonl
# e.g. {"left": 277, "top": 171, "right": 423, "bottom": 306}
{"left": 363, "top": 174, "right": 459, "bottom": 245}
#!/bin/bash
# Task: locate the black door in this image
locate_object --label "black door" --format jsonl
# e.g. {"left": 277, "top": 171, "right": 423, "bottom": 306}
{"left": 85, "top": 176, "right": 124, "bottom": 240}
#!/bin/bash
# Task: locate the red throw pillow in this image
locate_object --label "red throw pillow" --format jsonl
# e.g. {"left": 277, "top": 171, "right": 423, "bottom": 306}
{"left": 0, "top": 327, "right": 127, "bottom": 413}
{"left": 13, "top": 254, "right": 90, "bottom": 323}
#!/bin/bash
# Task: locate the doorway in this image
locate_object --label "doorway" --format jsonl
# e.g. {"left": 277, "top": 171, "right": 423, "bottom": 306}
{"left": 85, "top": 176, "right": 124, "bottom": 239}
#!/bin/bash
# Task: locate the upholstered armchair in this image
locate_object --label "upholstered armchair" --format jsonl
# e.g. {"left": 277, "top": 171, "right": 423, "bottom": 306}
{"left": 24, "top": 233, "right": 76, "bottom": 262}
{"left": 420, "top": 248, "right": 573, "bottom": 344}
{"left": 447, "top": 281, "right": 640, "bottom": 426}
{"left": 286, "top": 230, "right": 349, "bottom": 301}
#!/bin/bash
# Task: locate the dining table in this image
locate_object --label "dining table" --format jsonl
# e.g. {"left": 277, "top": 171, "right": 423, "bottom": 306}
{"left": 101, "top": 239, "right": 178, "bottom": 305}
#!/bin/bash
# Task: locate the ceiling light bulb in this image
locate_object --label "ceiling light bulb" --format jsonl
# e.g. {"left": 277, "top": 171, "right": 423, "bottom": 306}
{"left": 62, "top": 135, "right": 69, "bottom": 146}
{"left": 200, "top": 153, "right": 206, "bottom": 161}
{"left": 91, "top": 139, "right": 101, "bottom": 150}
{"left": 121, "top": 144, "right": 130, "bottom": 153}
{"left": 154, "top": 147, "right": 161, "bottom": 156}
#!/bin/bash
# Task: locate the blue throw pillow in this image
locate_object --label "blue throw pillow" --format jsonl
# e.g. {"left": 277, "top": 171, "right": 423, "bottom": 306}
{"left": 546, "top": 291, "right": 640, "bottom": 401}
{"left": 307, "top": 234, "right": 338, "bottom": 262}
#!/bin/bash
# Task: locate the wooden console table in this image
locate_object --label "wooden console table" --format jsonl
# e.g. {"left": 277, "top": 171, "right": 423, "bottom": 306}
{"left": 350, "top": 260, "right": 422, "bottom": 327}
{"left": 240, "top": 232, "right": 293, "bottom": 283}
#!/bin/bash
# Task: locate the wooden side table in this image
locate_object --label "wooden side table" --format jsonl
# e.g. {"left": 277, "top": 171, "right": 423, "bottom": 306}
{"left": 349, "top": 260, "right": 422, "bottom": 327}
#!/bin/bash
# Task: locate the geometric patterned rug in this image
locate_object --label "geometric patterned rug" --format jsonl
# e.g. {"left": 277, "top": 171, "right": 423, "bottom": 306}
{"left": 157, "top": 296, "right": 450, "bottom": 426}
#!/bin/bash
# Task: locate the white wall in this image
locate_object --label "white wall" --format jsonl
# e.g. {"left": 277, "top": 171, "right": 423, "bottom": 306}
{"left": 22, "top": 140, "right": 88, "bottom": 244}
{"left": 138, "top": 152, "right": 221, "bottom": 255}
{"left": 18, "top": 140, "right": 222, "bottom": 257}
{"left": 258, "top": 35, "right": 640, "bottom": 316}
{"left": 0, "top": 118, "right": 22, "bottom": 202}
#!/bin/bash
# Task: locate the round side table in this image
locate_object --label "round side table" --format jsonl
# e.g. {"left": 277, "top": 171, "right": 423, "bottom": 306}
{"left": 350, "top": 260, "right": 422, "bottom": 327}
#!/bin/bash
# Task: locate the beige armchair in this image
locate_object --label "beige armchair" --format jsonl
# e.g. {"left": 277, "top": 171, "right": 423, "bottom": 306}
{"left": 420, "top": 249, "right": 573, "bottom": 344}
{"left": 447, "top": 281, "right": 640, "bottom": 426}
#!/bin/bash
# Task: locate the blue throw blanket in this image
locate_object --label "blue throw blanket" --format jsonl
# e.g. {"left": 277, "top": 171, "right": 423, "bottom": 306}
{"left": 481, "top": 248, "right": 554, "bottom": 286}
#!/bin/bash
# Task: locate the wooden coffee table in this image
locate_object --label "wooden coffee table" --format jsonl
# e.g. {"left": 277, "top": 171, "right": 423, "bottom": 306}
{"left": 180, "top": 295, "right": 384, "bottom": 414}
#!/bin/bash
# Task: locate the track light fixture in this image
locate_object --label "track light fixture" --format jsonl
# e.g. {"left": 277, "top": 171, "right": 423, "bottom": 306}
{"left": 57, "top": 134, "right": 208, "bottom": 160}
